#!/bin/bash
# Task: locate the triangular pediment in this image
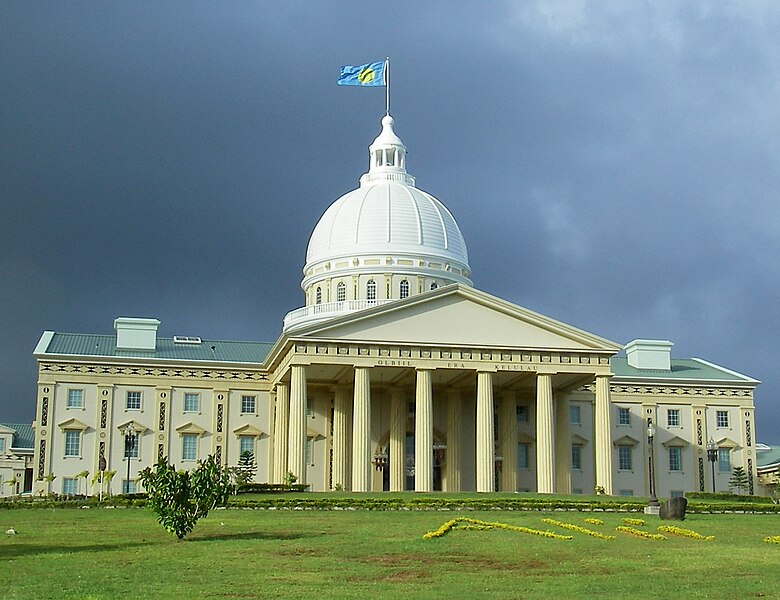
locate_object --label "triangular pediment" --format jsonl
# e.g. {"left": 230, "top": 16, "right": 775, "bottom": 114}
{"left": 57, "top": 418, "right": 89, "bottom": 431}
{"left": 233, "top": 424, "right": 265, "bottom": 437}
{"left": 716, "top": 437, "right": 741, "bottom": 449}
{"left": 294, "top": 285, "right": 620, "bottom": 352}
{"left": 662, "top": 435, "right": 690, "bottom": 448}
{"left": 571, "top": 434, "right": 590, "bottom": 445}
{"left": 176, "top": 422, "right": 206, "bottom": 436}
{"left": 116, "top": 420, "right": 149, "bottom": 434}
{"left": 613, "top": 435, "right": 640, "bottom": 447}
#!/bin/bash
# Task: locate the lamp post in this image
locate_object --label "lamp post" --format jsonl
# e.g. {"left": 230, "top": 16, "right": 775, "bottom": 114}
{"left": 647, "top": 420, "right": 659, "bottom": 507}
{"left": 124, "top": 426, "right": 136, "bottom": 495}
{"left": 707, "top": 437, "right": 718, "bottom": 493}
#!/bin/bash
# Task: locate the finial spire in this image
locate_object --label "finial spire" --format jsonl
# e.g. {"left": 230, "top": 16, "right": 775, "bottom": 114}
{"left": 359, "top": 113, "right": 415, "bottom": 187}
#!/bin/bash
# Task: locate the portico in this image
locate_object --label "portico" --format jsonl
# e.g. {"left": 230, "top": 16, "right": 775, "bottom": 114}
{"left": 267, "top": 284, "right": 621, "bottom": 494}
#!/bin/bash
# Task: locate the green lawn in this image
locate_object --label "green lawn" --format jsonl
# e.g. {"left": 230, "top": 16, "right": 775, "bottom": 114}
{"left": 1, "top": 507, "right": 779, "bottom": 599}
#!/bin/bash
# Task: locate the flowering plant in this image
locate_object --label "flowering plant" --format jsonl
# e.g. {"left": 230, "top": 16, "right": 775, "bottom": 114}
{"left": 763, "top": 535, "right": 780, "bottom": 544}
{"left": 423, "top": 517, "right": 572, "bottom": 540}
{"left": 542, "top": 518, "right": 615, "bottom": 540}
{"left": 657, "top": 525, "right": 714, "bottom": 541}
{"left": 622, "top": 518, "right": 645, "bottom": 526}
{"left": 584, "top": 518, "right": 604, "bottom": 525}
{"left": 616, "top": 526, "right": 666, "bottom": 540}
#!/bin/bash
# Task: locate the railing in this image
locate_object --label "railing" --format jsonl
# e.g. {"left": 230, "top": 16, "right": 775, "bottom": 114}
{"left": 283, "top": 299, "right": 395, "bottom": 331}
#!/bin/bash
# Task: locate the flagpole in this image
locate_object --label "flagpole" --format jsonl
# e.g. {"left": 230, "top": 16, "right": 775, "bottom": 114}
{"left": 385, "top": 57, "right": 390, "bottom": 115}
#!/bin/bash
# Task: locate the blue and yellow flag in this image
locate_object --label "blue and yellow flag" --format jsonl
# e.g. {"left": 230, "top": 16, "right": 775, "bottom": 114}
{"left": 338, "top": 60, "right": 386, "bottom": 87}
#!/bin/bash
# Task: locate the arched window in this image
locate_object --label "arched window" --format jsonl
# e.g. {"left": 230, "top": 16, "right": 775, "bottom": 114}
{"left": 315, "top": 287, "right": 322, "bottom": 304}
{"left": 399, "top": 279, "right": 409, "bottom": 299}
{"left": 366, "top": 279, "right": 376, "bottom": 301}
{"left": 336, "top": 281, "right": 346, "bottom": 302}
{"left": 430, "top": 282, "right": 438, "bottom": 290}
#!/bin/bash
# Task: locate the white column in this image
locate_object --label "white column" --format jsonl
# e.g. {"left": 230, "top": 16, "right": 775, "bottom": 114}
{"left": 476, "top": 371, "right": 495, "bottom": 493}
{"left": 555, "top": 394, "right": 572, "bottom": 494}
{"left": 536, "top": 373, "right": 555, "bottom": 494}
{"left": 390, "top": 387, "right": 406, "bottom": 492}
{"left": 500, "top": 392, "right": 518, "bottom": 492}
{"left": 273, "top": 383, "right": 289, "bottom": 484}
{"left": 332, "top": 385, "right": 350, "bottom": 490}
{"left": 288, "top": 367, "right": 307, "bottom": 485}
{"left": 415, "top": 369, "right": 433, "bottom": 492}
{"left": 351, "top": 367, "right": 372, "bottom": 492}
{"left": 595, "top": 374, "right": 614, "bottom": 495}
{"left": 446, "top": 388, "right": 462, "bottom": 492}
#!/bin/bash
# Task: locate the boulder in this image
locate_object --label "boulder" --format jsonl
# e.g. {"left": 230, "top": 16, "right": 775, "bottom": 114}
{"left": 659, "top": 496, "right": 687, "bottom": 520}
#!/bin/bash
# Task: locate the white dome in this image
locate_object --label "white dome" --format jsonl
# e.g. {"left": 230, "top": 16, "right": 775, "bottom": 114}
{"left": 305, "top": 182, "right": 469, "bottom": 268}
{"left": 284, "top": 115, "right": 471, "bottom": 332}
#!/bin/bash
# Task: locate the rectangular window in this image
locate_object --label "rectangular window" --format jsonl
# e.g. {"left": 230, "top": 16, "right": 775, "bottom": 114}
{"left": 716, "top": 410, "right": 729, "bottom": 428}
{"left": 122, "top": 480, "right": 137, "bottom": 494}
{"left": 126, "top": 391, "right": 142, "bottom": 410}
{"left": 124, "top": 433, "right": 139, "bottom": 459}
{"left": 305, "top": 438, "right": 313, "bottom": 465}
{"left": 670, "top": 490, "right": 685, "bottom": 498}
{"left": 619, "top": 489, "right": 634, "bottom": 497}
{"left": 516, "top": 405, "right": 528, "bottom": 423}
{"left": 239, "top": 436, "right": 254, "bottom": 457}
{"left": 306, "top": 397, "right": 314, "bottom": 418}
{"left": 669, "top": 446, "right": 682, "bottom": 471}
{"left": 618, "top": 445, "right": 632, "bottom": 470}
{"left": 618, "top": 407, "right": 630, "bottom": 426}
{"left": 667, "top": 409, "right": 680, "bottom": 427}
{"left": 64, "top": 430, "right": 80, "bottom": 457}
{"left": 241, "top": 395, "right": 256, "bottom": 414}
{"left": 718, "top": 448, "right": 731, "bottom": 473}
{"left": 517, "top": 443, "right": 529, "bottom": 469}
{"left": 569, "top": 405, "right": 581, "bottom": 425}
{"left": 0, "top": 437, "right": 6, "bottom": 453}
{"left": 571, "top": 444, "right": 582, "bottom": 470}
{"left": 62, "top": 478, "right": 78, "bottom": 495}
{"left": 184, "top": 393, "right": 200, "bottom": 412}
{"left": 67, "top": 389, "right": 84, "bottom": 408}
{"left": 182, "top": 434, "right": 198, "bottom": 461}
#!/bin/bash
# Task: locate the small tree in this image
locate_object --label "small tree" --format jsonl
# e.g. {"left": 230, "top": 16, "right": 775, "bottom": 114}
{"left": 75, "top": 470, "right": 90, "bottom": 496}
{"left": 139, "top": 455, "right": 232, "bottom": 540}
{"left": 233, "top": 450, "right": 256, "bottom": 488}
{"left": 4, "top": 474, "right": 20, "bottom": 497}
{"left": 729, "top": 466, "right": 750, "bottom": 494}
{"left": 103, "top": 470, "right": 116, "bottom": 496}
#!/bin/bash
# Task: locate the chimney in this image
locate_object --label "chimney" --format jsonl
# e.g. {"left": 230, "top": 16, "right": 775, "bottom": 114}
{"left": 114, "top": 317, "right": 160, "bottom": 351}
{"left": 625, "top": 339, "right": 673, "bottom": 371}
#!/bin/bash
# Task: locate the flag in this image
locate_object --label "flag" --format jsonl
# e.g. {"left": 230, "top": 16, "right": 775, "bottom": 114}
{"left": 338, "top": 60, "right": 386, "bottom": 87}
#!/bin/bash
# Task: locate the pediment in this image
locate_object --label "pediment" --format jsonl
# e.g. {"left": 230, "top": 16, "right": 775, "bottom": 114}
{"left": 295, "top": 285, "right": 621, "bottom": 353}
{"left": 307, "top": 429, "right": 325, "bottom": 440}
{"left": 116, "top": 420, "right": 149, "bottom": 434}
{"left": 518, "top": 432, "right": 536, "bottom": 444}
{"left": 662, "top": 435, "right": 690, "bottom": 448}
{"left": 233, "top": 423, "right": 265, "bottom": 437}
{"left": 0, "top": 424, "right": 16, "bottom": 434}
{"left": 57, "top": 418, "right": 89, "bottom": 431}
{"left": 613, "top": 435, "right": 640, "bottom": 447}
{"left": 716, "top": 437, "right": 741, "bottom": 449}
{"left": 176, "top": 422, "right": 206, "bottom": 436}
{"left": 571, "top": 434, "right": 590, "bottom": 445}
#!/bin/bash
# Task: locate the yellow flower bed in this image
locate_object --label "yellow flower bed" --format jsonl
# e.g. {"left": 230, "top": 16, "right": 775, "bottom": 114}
{"left": 584, "top": 517, "right": 604, "bottom": 525}
{"left": 763, "top": 536, "right": 780, "bottom": 544}
{"left": 658, "top": 525, "right": 714, "bottom": 541}
{"left": 622, "top": 518, "right": 645, "bottom": 526}
{"left": 423, "top": 517, "right": 572, "bottom": 540}
{"left": 616, "top": 526, "right": 666, "bottom": 540}
{"left": 542, "top": 518, "right": 615, "bottom": 540}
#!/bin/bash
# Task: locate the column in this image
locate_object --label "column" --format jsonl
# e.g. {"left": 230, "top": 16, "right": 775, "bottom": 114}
{"left": 594, "top": 374, "right": 614, "bottom": 495}
{"left": 555, "top": 394, "right": 572, "bottom": 494}
{"left": 476, "top": 371, "right": 495, "bottom": 492}
{"left": 332, "top": 385, "right": 351, "bottom": 490}
{"left": 288, "top": 367, "right": 307, "bottom": 485}
{"left": 536, "top": 373, "right": 555, "bottom": 494}
{"left": 351, "top": 367, "right": 371, "bottom": 492}
{"left": 499, "top": 392, "right": 518, "bottom": 492}
{"left": 389, "top": 387, "right": 406, "bottom": 492}
{"left": 273, "top": 383, "right": 289, "bottom": 484}
{"left": 446, "top": 389, "right": 462, "bottom": 492}
{"left": 415, "top": 369, "right": 433, "bottom": 492}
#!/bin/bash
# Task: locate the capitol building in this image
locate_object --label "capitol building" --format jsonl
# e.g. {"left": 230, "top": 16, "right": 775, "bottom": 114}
{"left": 30, "top": 114, "right": 760, "bottom": 498}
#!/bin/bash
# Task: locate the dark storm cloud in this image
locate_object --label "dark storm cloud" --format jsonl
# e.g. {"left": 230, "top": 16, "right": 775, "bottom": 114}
{"left": 1, "top": 3, "right": 778, "bottom": 440}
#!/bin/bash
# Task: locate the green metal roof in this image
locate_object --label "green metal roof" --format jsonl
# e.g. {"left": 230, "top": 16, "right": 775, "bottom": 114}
{"left": 43, "top": 333, "right": 273, "bottom": 365}
{"left": 757, "top": 447, "right": 780, "bottom": 469}
{"left": 0, "top": 423, "right": 35, "bottom": 450}
{"left": 611, "top": 357, "right": 755, "bottom": 383}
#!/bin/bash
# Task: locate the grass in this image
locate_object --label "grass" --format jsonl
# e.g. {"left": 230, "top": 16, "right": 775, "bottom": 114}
{"left": 2, "top": 506, "right": 779, "bottom": 599}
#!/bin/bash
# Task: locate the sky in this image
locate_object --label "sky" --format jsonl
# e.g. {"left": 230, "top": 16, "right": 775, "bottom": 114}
{"left": 1, "top": 2, "right": 778, "bottom": 441}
